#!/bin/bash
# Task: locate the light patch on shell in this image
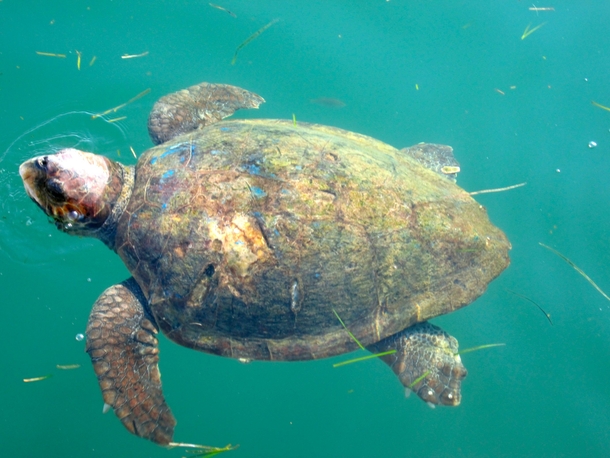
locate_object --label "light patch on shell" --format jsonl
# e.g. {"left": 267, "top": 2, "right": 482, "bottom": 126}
{"left": 441, "top": 165, "right": 460, "bottom": 175}
{"left": 207, "top": 213, "right": 272, "bottom": 277}
{"left": 290, "top": 279, "right": 302, "bottom": 313}
{"left": 102, "top": 402, "right": 112, "bottom": 414}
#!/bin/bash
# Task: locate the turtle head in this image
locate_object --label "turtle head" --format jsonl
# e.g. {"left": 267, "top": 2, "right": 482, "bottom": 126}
{"left": 19, "top": 148, "right": 130, "bottom": 241}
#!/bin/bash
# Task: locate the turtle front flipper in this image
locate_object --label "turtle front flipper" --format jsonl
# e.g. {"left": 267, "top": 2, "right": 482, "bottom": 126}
{"left": 148, "top": 82, "right": 265, "bottom": 145}
{"left": 367, "top": 322, "right": 467, "bottom": 407}
{"left": 86, "top": 278, "right": 176, "bottom": 444}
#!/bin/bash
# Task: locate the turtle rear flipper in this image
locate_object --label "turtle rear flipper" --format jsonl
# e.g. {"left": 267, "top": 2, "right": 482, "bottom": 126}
{"left": 86, "top": 278, "right": 176, "bottom": 444}
{"left": 368, "top": 322, "right": 467, "bottom": 407}
{"left": 148, "top": 82, "right": 265, "bottom": 145}
{"left": 400, "top": 144, "right": 461, "bottom": 182}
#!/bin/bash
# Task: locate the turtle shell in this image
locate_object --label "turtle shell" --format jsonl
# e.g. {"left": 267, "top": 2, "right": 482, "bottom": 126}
{"left": 114, "top": 119, "right": 510, "bottom": 361}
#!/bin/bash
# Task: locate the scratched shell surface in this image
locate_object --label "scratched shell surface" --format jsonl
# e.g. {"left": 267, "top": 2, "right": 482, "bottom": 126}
{"left": 114, "top": 119, "right": 510, "bottom": 361}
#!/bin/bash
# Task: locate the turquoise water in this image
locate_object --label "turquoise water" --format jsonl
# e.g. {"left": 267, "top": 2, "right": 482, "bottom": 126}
{"left": 2, "top": 1, "right": 610, "bottom": 456}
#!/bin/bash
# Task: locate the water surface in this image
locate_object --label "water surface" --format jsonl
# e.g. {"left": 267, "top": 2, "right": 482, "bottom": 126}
{"left": 1, "top": 1, "right": 610, "bottom": 456}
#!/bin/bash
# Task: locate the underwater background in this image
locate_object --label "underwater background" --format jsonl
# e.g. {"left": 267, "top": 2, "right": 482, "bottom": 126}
{"left": 1, "top": 1, "right": 610, "bottom": 456}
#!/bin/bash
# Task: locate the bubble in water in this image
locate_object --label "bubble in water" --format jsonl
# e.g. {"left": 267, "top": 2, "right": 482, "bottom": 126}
{"left": 75, "top": 333, "right": 85, "bottom": 341}
{"left": 589, "top": 141, "right": 598, "bottom": 149}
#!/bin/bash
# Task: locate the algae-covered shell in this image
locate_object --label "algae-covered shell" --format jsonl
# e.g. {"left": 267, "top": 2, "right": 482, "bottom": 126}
{"left": 116, "top": 118, "right": 510, "bottom": 361}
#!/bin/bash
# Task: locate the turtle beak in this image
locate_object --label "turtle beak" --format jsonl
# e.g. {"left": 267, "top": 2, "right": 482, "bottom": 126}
{"left": 19, "top": 158, "right": 46, "bottom": 209}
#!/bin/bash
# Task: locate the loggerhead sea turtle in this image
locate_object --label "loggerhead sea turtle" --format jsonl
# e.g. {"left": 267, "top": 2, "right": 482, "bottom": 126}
{"left": 19, "top": 82, "right": 510, "bottom": 444}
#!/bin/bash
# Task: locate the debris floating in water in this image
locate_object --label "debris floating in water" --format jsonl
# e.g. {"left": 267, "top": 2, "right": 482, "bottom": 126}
{"left": 592, "top": 100, "right": 610, "bottom": 112}
{"left": 91, "top": 88, "right": 151, "bottom": 119}
{"left": 121, "top": 51, "right": 149, "bottom": 59}
{"left": 168, "top": 441, "right": 238, "bottom": 457}
{"left": 539, "top": 242, "right": 610, "bottom": 302}
{"left": 209, "top": 3, "right": 237, "bottom": 17}
{"left": 588, "top": 141, "right": 597, "bottom": 149}
{"left": 89, "top": 56, "right": 97, "bottom": 67}
{"left": 107, "top": 116, "right": 127, "bottom": 123}
{"left": 75, "top": 333, "right": 85, "bottom": 341}
{"left": 36, "top": 51, "right": 66, "bottom": 58}
{"left": 469, "top": 182, "right": 527, "bottom": 196}
{"left": 457, "top": 343, "right": 506, "bottom": 356}
{"left": 310, "top": 97, "right": 346, "bottom": 108}
{"left": 332, "top": 308, "right": 365, "bottom": 350}
{"left": 76, "top": 50, "right": 82, "bottom": 70}
{"left": 407, "top": 370, "right": 431, "bottom": 389}
{"left": 332, "top": 350, "right": 397, "bottom": 368}
{"left": 23, "top": 374, "right": 53, "bottom": 383}
{"left": 521, "top": 22, "right": 547, "bottom": 40}
{"left": 331, "top": 309, "right": 396, "bottom": 367}
{"left": 231, "top": 19, "right": 279, "bottom": 65}
{"left": 56, "top": 364, "right": 81, "bottom": 370}
{"left": 505, "top": 288, "right": 553, "bottom": 325}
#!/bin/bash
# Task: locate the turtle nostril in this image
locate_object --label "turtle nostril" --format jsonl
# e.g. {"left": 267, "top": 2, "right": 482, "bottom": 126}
{"left": 204, "top": 264, "right": 215, "bottom": 277}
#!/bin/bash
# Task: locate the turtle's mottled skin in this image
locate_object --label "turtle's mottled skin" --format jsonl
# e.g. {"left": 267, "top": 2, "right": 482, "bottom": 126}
{"left": 19, "top": 82, "right": 510, "bottom": 445}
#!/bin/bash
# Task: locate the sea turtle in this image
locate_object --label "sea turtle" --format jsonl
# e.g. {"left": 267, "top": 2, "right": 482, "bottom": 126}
{"left": 19, "top": 82, "right": 510, "bottom": 445}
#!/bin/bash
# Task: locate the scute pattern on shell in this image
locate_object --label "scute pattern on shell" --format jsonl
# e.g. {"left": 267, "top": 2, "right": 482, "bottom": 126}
{"left": 115, "top": 119, "right": 510, "bottom": 361}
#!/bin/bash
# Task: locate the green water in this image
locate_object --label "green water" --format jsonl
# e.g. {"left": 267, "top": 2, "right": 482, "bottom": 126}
{"left": 2, "top": 1, "right": 610, "bottom": 456}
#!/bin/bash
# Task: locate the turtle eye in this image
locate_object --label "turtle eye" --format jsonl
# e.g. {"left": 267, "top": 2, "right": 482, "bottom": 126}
{"left": 67, "top": 210, "right": 82, "bottom": 221}
{"left": 45, "top": 180, "right": 65, "bottom": 202}
{"left": 36, "top": 156, "right": 49, "bottom": 171}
